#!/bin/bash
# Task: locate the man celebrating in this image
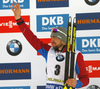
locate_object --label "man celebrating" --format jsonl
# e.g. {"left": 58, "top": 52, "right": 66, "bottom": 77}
{"left": 10, "top": 2, "right": 89, "bottom": 89}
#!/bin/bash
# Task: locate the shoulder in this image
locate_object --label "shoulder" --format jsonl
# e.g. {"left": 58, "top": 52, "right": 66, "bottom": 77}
{"left": 75, "top": 50, "right": 84, "bottom": 62}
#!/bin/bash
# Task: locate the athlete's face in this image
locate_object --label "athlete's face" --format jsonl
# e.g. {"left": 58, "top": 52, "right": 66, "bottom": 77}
{"left": 51, "top": 36, "right": 65, "bottom": 50}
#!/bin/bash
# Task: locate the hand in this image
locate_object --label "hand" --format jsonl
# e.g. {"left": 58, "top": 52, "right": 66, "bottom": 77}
{"left": 66, "top": 78, "right": 77, "bottom": 88}
{"left": 10, "top": 2, "right": 21, "bottom": 20}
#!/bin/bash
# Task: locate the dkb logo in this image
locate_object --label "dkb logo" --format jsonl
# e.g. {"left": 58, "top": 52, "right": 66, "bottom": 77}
{"left": 3, "top": 0, "right": 24, "bottom": 3}
{"left": 0, "top": 0, "right": 30, "bottom": 9}
{"left": 36, "top": 14, "right": 69, "bottom": 32}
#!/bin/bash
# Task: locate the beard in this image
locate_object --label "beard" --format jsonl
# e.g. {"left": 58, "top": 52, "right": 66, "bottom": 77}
{"left": 53, "top": 43, "right": 63, "bottom": 51}
{"left": 53, "top": 46, "right": 59, "bottom": 50}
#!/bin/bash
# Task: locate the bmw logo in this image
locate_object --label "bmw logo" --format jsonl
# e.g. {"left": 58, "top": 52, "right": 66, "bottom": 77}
{"left": 6, "top": 39, "right": 22, "bottom": 56}
{"left": 85, "top": 0, "right": 99, "bottom": 5}
{"left": 56, "top": 55, "right": 64, "bottom": 62}
{"left": 87, "top": 85, "right": 100, "bottom": 89}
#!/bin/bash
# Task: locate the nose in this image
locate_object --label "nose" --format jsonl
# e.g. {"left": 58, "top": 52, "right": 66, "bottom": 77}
{"left": 51, "top": 36, "right": 54, "bottom": 43}
{"left": 51, "top": 37, "right": 53, "bottom": 43}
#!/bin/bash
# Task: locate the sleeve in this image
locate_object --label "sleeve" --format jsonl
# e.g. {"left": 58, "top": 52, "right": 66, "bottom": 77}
{"left": 16, "top": 18, "right": 51, "bottom": 61}
{"left": 75, "top": 52, "right": 89, "bottom": 88}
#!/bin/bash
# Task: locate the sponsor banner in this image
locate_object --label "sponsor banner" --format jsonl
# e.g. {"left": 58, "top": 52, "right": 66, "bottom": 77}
{"left": 0, "top": 16, "right": 30, "bottom": 33}
{"left": 85, "top": 60, "right": 100, "bottom": 78}
{"left": 0, "top": 63, "right": 31, "bottom": 80}
{"left": 37, "top": 86, "right": 45, "bottom": 89}
{"left": 37, "top": 38, "right": 51, "bottom": 55}
{"left": 46, "top": 83, "right": 64, "bottom": 89}
{"left": 76, "top": 36, "right": 100, "bottom": 54}
{"left": 36, "top": 14, "right": 69, "bottom": 32}
{"left": 76, "top": 12, "right": 100, "bottom": 30}
{"left": 0, "top": 0, "right": 30, "bottom": 9}
{"left": 0, "top": 86, "right": 30, "bottom": 89}
{"left": 36, "top": 0, "right": 69, "bottom": 8}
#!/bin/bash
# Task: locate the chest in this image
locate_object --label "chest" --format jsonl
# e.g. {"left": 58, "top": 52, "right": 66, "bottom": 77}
{"left": 47, "top": 49, "right": 66, "bottom": 78}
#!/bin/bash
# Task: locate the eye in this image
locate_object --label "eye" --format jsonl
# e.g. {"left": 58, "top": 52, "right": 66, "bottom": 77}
{"left": 53, "top": 36, "right": 56, "bottom": 38}
{"left": 51, "top": 36, "right": 55, "bottom": 38}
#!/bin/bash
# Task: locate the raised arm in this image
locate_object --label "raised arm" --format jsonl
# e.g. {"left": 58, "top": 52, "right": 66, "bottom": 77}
{"left": 10, "top": 2, "right": 51, "bottom": 61}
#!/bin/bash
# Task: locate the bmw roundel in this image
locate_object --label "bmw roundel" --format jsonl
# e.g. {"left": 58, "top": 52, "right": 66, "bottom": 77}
{"left": 87, "top": 85, "right": 100, "bottom": 89}
{"left": 85, "top": 0, "right": 99, "bottom": 5}
{"left": 6, "top": 39, "right": 22, "bottom": 56}
{"left": 56, "top": 55, "right": 64, "bottom": 62}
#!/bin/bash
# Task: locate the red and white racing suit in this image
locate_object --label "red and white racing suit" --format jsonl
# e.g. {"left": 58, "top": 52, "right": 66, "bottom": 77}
{"left": 16, "top": 18, "right": 89, "bottom": 89}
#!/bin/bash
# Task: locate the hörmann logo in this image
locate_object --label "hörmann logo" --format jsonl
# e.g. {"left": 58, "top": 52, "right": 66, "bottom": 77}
{"left": 0, "top": 69, "right": 29, "bottom": 74}
{"left": 85, "top": 0, "right": 99, "bottom": 6}
{"left": 0, "top": 16, "right": 30, "bottom": 33}
{"left": 36, "top": 0, "right": 69, "bottom": 8}
{"left": 0, "top": 63, "right": 31, "bottom": 80}
{"left": 0, "top": 0, "right": 30, "bottom": 9}
{"left": 37, "top": 0, "right": 67, "bottom": 2}
{"left": 77, "top": 18, "right": 100, "bottom": 24}
{"left": 76, "top": 36, "right": 100, "bottom": 54}
{"left": 37, "top": 14, "right": 69, "bottom": 32}
{"left": 85, "top": 60, "right": 100, "bottom": 78}
{"left": 76, "top": 13, "right": 100, "bottom": 30}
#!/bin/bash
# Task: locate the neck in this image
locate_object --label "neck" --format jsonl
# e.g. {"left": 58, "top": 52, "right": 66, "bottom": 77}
{"left": 58, "top": 45, "right": 65, "bottom": 51}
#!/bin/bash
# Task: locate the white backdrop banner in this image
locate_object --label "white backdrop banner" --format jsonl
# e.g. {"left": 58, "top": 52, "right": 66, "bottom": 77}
{"left": 0, "top": 0, "right": 100, "bottom": 89}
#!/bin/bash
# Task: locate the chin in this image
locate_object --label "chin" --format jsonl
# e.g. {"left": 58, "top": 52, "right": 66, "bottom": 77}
{"left": 53, "top": 46, "right": 58, "bottom": 50}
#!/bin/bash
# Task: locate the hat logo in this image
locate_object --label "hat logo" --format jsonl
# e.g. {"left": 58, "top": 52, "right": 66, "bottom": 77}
{"left": 57, "top": 35, "right": 62, "bottom": 39}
